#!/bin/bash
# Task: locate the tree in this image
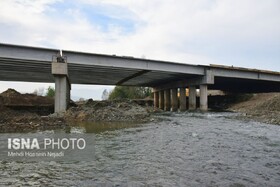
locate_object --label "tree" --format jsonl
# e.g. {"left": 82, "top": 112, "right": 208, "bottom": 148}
{"left": 46, "top": 86, "right": 55, "bottom": 97}
{"left": 108, "top": 86, "right": 152, "bottom": 100}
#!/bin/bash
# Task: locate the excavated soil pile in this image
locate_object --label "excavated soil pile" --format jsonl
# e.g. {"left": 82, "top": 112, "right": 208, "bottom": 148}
{"left": 0, "top": 89, "right": 53, "bottom": 107}
{"left": 229, "top": 93, "right": 280, "bottom": 125}
{"left": 0, "top": 88, "right": 54, "bottom": 115}
{"left": 0, "top": 89, "right": 154, "bottom": 132}
{"left": 0, "top": 89, "right": 64, "bottom": 132}
{"left": 64, "top": 99, "right": 153, "bottom": 122}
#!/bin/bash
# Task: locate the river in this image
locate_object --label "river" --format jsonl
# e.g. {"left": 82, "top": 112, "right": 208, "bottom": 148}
{"left": 0, "top": 112, "right": 280, "bottom": 186}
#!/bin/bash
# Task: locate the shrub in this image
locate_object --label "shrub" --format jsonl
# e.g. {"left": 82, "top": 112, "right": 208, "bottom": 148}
{"left": 108, "top": 86, "right": 152, "bottom": 100}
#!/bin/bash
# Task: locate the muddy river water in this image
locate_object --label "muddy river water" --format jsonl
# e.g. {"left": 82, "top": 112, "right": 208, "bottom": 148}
{"left": 0, "top": 112, "right": 280, "bottom": 186}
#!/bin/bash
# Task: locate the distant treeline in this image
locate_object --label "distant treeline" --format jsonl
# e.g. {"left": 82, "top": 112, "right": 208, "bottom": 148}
{"left": 107, "top": 86, "right": 152, "bottom": 100}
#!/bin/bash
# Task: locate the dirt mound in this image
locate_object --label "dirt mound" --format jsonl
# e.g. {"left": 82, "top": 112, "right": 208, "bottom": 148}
{"left": 0, "top": 88, "right": 21, "bottom": 97}
{"left": 254, "top": 94, "right": 280, "bottom": 112}
{"left": 0, "top": 105, "right": 67, "bottom": 133}
{"left": 0, "top": 89, "right": 54, "bottom": 107}
{"left": 0, "top": 89, "right": 59, "bottom": 132}
{"left": 230, "top": 93, "right": 280, "bottom": 111}
{"left": 65, "top": 99, "right": 152, "bottom": 122}
{"left": 0, "top": 88, "right": 54, "bottom": 115}
{"left": 0, "top": 89, "right": 152, "bottom": 132}
{"left": 229, "top": 93, "right": 280, "bottom": 125}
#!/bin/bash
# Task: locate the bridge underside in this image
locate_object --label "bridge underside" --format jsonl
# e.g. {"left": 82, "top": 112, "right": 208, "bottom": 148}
{"left": 68, "top": 64, "right": 199, "bottom": 86}
{"left": 0, "top": 57, "right": 199, "bottom": 86}
{"left": 0, "top": 43, "right": 280, "bottom": 112}
{"left": 209, "top": 77, "right": 280, "bottom": 93}
{"left": 1, "top": 58, "right": 279, "bottom": 93}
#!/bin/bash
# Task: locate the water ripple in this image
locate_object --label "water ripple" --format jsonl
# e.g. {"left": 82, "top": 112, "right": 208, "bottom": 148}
{"left": 1, "top": 112, "right": 280, "bottom": 186}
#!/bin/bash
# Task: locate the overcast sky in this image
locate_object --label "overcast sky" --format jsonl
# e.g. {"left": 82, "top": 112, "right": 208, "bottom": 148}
{"left": 0, "top": 0, "right": 279, "bottom": 100}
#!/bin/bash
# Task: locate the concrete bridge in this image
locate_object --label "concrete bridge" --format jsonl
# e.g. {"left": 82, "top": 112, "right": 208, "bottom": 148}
{"left": 0, "top": 43, "right": 280, "bottom": 113}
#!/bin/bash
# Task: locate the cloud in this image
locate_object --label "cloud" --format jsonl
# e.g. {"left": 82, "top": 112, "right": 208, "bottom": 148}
{"left": 76, "top": 0, "right": 280, "bottom": 67}
{"left": 1, "top": 0, "right": 279, "bottom": 67}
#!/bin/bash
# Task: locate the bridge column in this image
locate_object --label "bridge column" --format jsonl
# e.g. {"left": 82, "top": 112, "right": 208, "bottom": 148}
{"left": 159, "top": 90, "right": 164, "bottom": 110}
{"left": 153, "top": 91, "right": 159, "bottom": 109}
{"left": 164, "top": 89, "right": 171, "bottom": 111}
{"left": 52, "top": 58, "right": 71, "bottom": 113}
{"left": 179, "top": 88, "right": 186, "bottom": 111}
{"left": 171, "top": 88, "right": 178, "bottom": 111}
{"left": 189, "top": 86, "right": 196, "bottom": 110}
{"left": 200, "top": 84, "right": 208, "bottom": 111}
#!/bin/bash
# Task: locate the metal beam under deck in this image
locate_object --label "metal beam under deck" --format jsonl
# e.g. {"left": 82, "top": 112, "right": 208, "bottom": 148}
{"left": 0, "top": 43, "right": 280, "bottom": 90}
{"left": 209, "top": 77, "right": 280, "bottom": 93}
{"left": 116, "top": 70, "right": 151, "bottom": 85}
{"left": 63, "top": 50, "right": 205, "bottom": 75}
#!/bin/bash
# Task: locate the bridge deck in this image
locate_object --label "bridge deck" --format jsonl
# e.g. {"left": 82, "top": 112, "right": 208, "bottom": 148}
{"left": 0, "top": 43, "right": 279, "bottom": 93}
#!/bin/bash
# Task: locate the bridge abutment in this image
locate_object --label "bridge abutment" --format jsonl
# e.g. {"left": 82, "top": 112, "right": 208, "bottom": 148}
{"left": 52, "top": 58, "right": 71, "bottom": 113}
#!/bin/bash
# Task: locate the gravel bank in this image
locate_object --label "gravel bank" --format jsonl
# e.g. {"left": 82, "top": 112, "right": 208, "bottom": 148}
{"left": 229, "top": 93, "right": 280, "bottom": 125}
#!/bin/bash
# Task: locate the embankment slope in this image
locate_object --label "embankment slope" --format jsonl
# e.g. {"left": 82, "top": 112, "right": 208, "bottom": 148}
{"left": 229, "top": 93, "right": 280, "bottom": 125}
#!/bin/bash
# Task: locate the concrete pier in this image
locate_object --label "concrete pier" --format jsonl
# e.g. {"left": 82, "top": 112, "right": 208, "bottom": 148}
{"left": 179, "top": 88, "right": 186, "bottom": 111}
{"left": 154, "top": 91, "right": 159, "bottom": 109}
{"left": 164, "top": 89, "right": 171, "bottom": 111}
{"left": 200, "top": 84, "right": 208, "bottom": 111}
{"left": 159, "top": 90, "right": 164, "bottom": 110}
{"left": 54, "top": 76, "right": 70, "bottom": 113}
{"left": 171, "top": 88, "right": 178, "bottom": 111}
{"left": 52, "top": 61, "right": 71, "bottom": 113}
{"left": 189, "top": 86, "right": 196, "bottom": 110}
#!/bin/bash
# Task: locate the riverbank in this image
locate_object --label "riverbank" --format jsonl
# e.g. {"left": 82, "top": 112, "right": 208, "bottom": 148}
{"left": 63, "top": 99, "right": 154, "bottom": 123}
{"left": 228, "top": 93, "right": 280, "bottom": 125}
{"left": 0, "top": 89, "right": 279, "bottom": 132}
{"left": 0, "top": 89, "right": 65, "bottom": 132}
{"left": 0, "top": 89, "right": 155, "bottom": 132}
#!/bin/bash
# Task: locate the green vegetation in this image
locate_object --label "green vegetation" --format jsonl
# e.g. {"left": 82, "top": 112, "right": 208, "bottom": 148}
{"left": 108, "top": 86, "right": 152, "bottom": 100}
{"left": 46, "top": 86, "right": 55, "bottom": 97}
